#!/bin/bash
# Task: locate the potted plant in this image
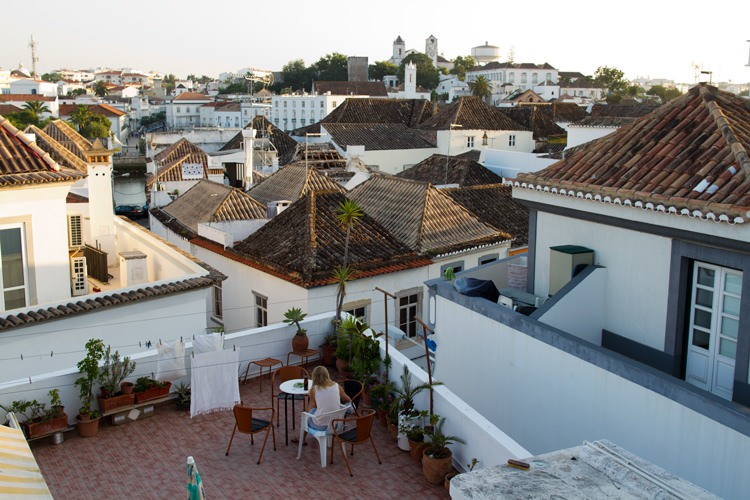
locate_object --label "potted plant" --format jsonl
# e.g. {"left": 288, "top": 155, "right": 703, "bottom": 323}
{"left": 393, "top": 365, "right": 441, "bottom": 451}
{"left": 134, "top": 376, "right": 172, "bottom": 403}
{"left": 97, "top": 346, "right": 136, "bottom": 413}
{"left": 405, "top": 411, "right": 429, "bottom": 462}
{"left": 0, "top": 390, "right": 69, "bottom": 439}
{"left": 320, "top": 333, "right": 337, "bottom": 366}
{"left": 283, "top": 307, "right": 308, "bottom": 352}
{"left": 335, "top": 315, "right": 370, "bottom": 375}
{"left": 422, "top": 415, "right": 465, "bottom": 485}
{"left": 370, "top": 380, "right": 395, "bottom": 426}
{"left": 174, "top": 382, "right": 191, "bottom": 411}
{"left": 74, "top": 338, "right": 105, "bottom": 437}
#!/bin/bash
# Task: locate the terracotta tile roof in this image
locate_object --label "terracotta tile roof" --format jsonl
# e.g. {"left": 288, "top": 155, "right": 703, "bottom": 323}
{"left": 515, "top": 84, "right": 750, "bottom": 223}
{"left": 322, "top": 98, "right": 434, "bottom": 127}
{"left": 0, "top": 116, "right": 84, "bottom": 188}
{"left": 498, "top": 106, "right": 566, "bottom": 140}
{"left": 66, "top": 192, "right": 88, "bottom": 203}
{"left": 0, "top": 104, "right": 21, "bottom": 115}
{"left": 312, "top": 81, "right": 388, "bottom": 96}
{"left": 219, "top": 116, "right": 299, "bottom": 166}
{"left": 247, "top": 163, "right": 344, "bottom": 206}
{"left": 572, "top": 103, "right": 662, "bottom": 128}
{"left": 42, "top": 120, "right": 93, "bottom": 162}
{"left": 550, "top": 102, "right": 588, "bottom": 123}
{"left": 24, "top": 125, "right": 88, "bottom": 173}
{"left": 0, "top": 94, "right": 56, "bottom": 102}
{"left": 58, "top": 103, "right": 126, "bottom": 118}
{"left": 417, "top": 96, "right": 529, "bottom": 131}
{"left": 148, "top": 138, "right": 208, "bottom": 187}
{"left": 0, "top": 220, "right": 226, "bottom": 332}
{"left": 173, "top": 92, "right": 212, "bottom": 101}
{"left": 151, "top": 179, "right": 266, "bottom": 237}
{"left": 396, "top": 154, "right": 503, "bottom": 186}
{"left": 229, "top": 190, "right": 428, "bottom": 287}
{"left": 349, "top": 174, "right": 511, "bottom": 256}
{"left": 444, "top": 184, "right": 529, "bottom": 246}
{"left": 323, "top": 123, "right": 436, "bottom": 150}
{"left": 292, "top": 143, "right": 347, "bottom": 170}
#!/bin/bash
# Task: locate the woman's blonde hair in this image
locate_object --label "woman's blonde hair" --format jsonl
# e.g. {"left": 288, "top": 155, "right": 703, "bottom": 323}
{"left": 311, "top": 365, "right": 335, "bottom": 388}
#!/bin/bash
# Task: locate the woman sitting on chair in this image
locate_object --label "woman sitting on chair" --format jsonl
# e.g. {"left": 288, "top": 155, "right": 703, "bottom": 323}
{"left": 307, "top": 366, "right": 351, "bottom": 431}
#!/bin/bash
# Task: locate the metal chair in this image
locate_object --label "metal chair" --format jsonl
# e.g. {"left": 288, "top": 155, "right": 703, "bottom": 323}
{"left": 331, "top": 409, "right": 382, "bottom": 476}
{"left": 225, "top": 404, "right": 276, "bottom": 464}
{"left": 271, "top": 365, "right": 309, "bottom": 426}
{"left": 296, "top": 405, "right": 350, "bottom": 467}
{"left": 339, "top": 379, "right": 364, "bottom": 415}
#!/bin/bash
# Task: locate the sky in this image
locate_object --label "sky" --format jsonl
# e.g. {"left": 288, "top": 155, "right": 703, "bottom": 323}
{"left": 2, "top": 0, "right": 749, "bottom": 85}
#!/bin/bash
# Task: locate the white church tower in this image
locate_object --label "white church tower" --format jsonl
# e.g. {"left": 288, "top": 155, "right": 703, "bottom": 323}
{"left": 391, "top": 36, "right": 406, "bottom": 66}
{"left": 425, "top": 35, "right": 438, "bottom": 67}
{"left": 405, "top": 62, "right": 417, "bottom": 97}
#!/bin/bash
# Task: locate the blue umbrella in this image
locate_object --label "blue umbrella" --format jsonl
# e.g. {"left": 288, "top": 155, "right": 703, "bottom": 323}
{"left": 187, "top": 456, "right": 206, "bottom": 499}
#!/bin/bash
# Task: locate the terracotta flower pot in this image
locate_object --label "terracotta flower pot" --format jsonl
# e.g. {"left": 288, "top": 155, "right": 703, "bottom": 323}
{"left": 120, "top": 381, "right": 134, "bottom": 394}
{"left": 292, "top": 334, "right": 309, "bottom": 352}
{"left": 408, "top": 439, "right": 427, "bottom": 462}
{"left": 422, "top": 448, "right": 453, "bottom": 485}
{"left": 444, "top": 470, "right": 459, "bottom": 491}
{"left": 335, "top": 357, "right": 349, "bottom": 374}
{"left": 321, "top": 344, "right": 336, "bottom": 365}
{"left": 76, "top": 414, "right": 100, "bottom": 438}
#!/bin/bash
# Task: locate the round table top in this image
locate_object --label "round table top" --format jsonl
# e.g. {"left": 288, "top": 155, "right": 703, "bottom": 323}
{"left": 279, "top": 378, "right": 309, "bottom": 395}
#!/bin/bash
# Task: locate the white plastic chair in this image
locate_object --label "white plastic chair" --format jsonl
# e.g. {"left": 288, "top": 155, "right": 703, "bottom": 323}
{"left": 297, "top": 405, "right": 350, "bottom": 467}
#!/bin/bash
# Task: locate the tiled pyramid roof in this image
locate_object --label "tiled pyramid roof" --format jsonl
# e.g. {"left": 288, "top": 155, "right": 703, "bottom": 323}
{"left": 25, "top": 125, "right": 88, "bottom": 173}
{"left": 417, "top": 96, "right": 528, "bottom": 131}
{"left": 152, "top": 179, "right": 266, "bottom": 238}
{"left": 0, "top": 116, "right": 84, "bottom": 188}
{"left": 230, "top": 190, "right": 428, "bottom": 287}
{"left": 396, "top": 154, "right": 503, "bottom": 186}
{"left": 148, "top": 138, "right": 208, "bottom": 187}
{"left": 42, "top": 120, "right": 92, "bottom": 162}
{"left": 247, "top": 163, "right": 344, "bottom": 207}
{"left": 515, "top": 84, "right": 750, "bottom": 223}
{"left": 349, "top": 174, "right": 511, "bottom": 256}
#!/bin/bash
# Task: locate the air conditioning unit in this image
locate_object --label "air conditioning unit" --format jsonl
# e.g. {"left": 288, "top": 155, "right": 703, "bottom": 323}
{"left": 549, "top": 245, "right": 594, "bottom": 295}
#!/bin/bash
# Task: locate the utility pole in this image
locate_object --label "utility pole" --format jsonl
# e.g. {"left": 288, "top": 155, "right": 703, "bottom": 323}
{"left": 29, "top": 34, "right": 39, "bottom": 78}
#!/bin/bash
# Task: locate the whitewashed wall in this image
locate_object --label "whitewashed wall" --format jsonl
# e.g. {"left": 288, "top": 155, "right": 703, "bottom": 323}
{"left": 3, "top": 183, "right": 72, "bottom": 306}
{"left": 565, "top": 125, "right": 617, "bottom": 149}
{"left": 338, "top": 147, "right": 438, "bottom": 175}
{"left": 433, "top": 295, "right": 749, "bottom": 499}
{"left": 0, "top": 289, "right": 211, "bottom": 384}
{"left": 531, "top": 210, "right": 670, "bottom": 350}
{"left": 481, "top": 149, "right": 556, "bottom": 179}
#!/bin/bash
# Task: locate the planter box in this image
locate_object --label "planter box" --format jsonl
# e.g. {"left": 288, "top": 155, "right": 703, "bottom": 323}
{"left": 135, "top": 382, "right": 172, "bottom": 403}
{"left": 24, "top": 413, "right": 68, "bottom": 439}
{"left": 98, "top": 393, "right": 135, "bottom": 413}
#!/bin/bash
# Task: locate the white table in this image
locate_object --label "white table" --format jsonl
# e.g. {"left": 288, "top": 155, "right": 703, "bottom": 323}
{"left": 279, "top": 378, "right": 309, "bottom": 445}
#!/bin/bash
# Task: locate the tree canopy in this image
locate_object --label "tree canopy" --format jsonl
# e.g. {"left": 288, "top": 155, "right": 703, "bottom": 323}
{"left": 92, "top": 81, "right": 109, "bottom": 97}
{"left": 187, "top": 74, "right": 213, "bottom": 84}
{"left": 218, "top": 82, "right": 247, "bottom": 94}
{"left": 68, "top": 105, "right": 111, "bottom": 139}
{"left": 450, "top": 55, "right": 476, "bottom": 81}
{"left": 594, "top": 66, "right": 628, "bottom": 98}
{"left": 310, "top": 53, "right": 348, "bottom": 81}
{"left": 397, "top": 53, "right": 440, "bottom": 90}
{"left": 469, "top": 75, "right": 492, "bottom": 103}
{"left": 41, "top": 72, "right": 61, "bottom": 82}
{"left": 280, "top": 59, "right": 312, "bottom": 92}
{"left": 162, "top": 73, "right": 176, "bottom": 93}
{"left": 646, "top": 85, "right": 683, "bottom": 103}
{"left": 369, "top": 60, "right": 398, "bottom": 81}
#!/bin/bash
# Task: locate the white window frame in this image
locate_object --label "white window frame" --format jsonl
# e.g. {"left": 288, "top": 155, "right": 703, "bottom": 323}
{"left": 509, "top": 135, "right": 516, "bottom": 147}
{"left": 0, "top": 223, "right": 29, "bottom": 311}
{"left": 396, "top": 288, "right": 422, "bottom": 338}
{"left": 466, "top": 136, "right": 474, "bottom": 148}
{"left": 68, "top": 214, "right": 83, "bottom": 249}
{"left": 213, "top": 283, "right": 223, "bottom": 320}
{"left": 479, "top": 254, "right": 499, "bottom": 266}
{"left": 254, "top": 291, "right": 268, "bottom": 327}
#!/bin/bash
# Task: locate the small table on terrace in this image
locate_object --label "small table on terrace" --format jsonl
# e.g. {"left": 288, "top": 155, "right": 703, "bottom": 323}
{"left": 279, "top": 378, "right": 309, "bottom": 445}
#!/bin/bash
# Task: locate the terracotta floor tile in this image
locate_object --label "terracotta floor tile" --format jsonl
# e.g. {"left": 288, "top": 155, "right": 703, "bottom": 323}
{"left": 31, "top": 370, "right": 449, "bottom": 499}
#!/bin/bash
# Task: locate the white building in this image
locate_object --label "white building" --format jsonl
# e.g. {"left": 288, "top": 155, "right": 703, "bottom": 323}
{"left": 466, "top": 62, "right": 559, "bottom": 104}
{"left": 9, "top": 78, "right": 58, "bottom": 97}
{"left": 166, "top": 92, "right": 214, "bottom": 129}
{"left": 270, "top": 93, "right": 352, "bottom": 132}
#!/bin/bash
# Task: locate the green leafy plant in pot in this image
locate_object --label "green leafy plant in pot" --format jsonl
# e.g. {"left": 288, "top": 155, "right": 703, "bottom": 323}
{"left": 74, "top": 338, "right": 105, "bottom": 437}
{"left": 422, "top": 415, "right": 465, "bottom": 484}
{"left": 284, "top": 307, "right": 308, "bottom": 352}
{"left": 393, "top": 365, "right": 441, "bottom": 451}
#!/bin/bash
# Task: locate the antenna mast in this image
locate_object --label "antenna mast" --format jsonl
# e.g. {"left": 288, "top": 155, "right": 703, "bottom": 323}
{"left": 29, "top": 34, "right": 39, "bottom": 78}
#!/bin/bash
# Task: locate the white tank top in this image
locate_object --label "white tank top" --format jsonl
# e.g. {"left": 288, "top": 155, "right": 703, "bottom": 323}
{"left": 312, "top": 384, "right": 339, "bottom": 426}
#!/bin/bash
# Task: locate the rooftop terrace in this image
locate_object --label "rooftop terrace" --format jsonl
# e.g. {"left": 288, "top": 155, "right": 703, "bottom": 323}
{"left": 30, "top": 373, "right": 449, "bottom": 499}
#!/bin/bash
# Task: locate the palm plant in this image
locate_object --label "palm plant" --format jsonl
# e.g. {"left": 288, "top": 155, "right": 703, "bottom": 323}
{"left": 93, "top": 81, "right": 109, "bottom": 97}
{"left": 469, "top": 75, "right": 493, "bottom": 103}
{"left": 334, "top": 199, "right": 363, "bottom": 323}
{"left": 68, "top": 105, "right": 93, "bottom": 133}
{"left": 283, "top": 307, "right": 307, "bottom": 336}
{"left": 394, "top": 365, "right": 441, "bottom": 417}
{"left": 23, "top": 100, "right": 50, "bottom": 117}
{"left": 424, "top": 416, "right": 464, "bottom": 459}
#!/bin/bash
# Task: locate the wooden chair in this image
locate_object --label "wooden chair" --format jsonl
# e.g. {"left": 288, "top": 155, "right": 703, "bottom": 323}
{"left": 270, "top": 365, "right": 309, "bottom": 426}
{"left": 331, "top": 409, "right": 382, "bottom": 476}
{"left": 339, "top": 379, "right": 364, "bottom": 415}
{"left": 225, "top": 404, "right": 276, "bottom": 464}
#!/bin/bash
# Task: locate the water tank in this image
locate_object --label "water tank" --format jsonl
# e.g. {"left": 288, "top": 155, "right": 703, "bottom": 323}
{"left": 471, "top": 42, "right": 501, "bottom": 64}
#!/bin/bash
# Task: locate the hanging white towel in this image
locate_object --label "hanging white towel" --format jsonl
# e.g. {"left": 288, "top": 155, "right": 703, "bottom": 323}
{"left": 193, "top": 333, "right": 223, "bottom": 354}
{"left": 190, "top": 349, "right": 240, "bottom": 417}
{"left": 156, "top": 340, "right": 186, "bottom": 381}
